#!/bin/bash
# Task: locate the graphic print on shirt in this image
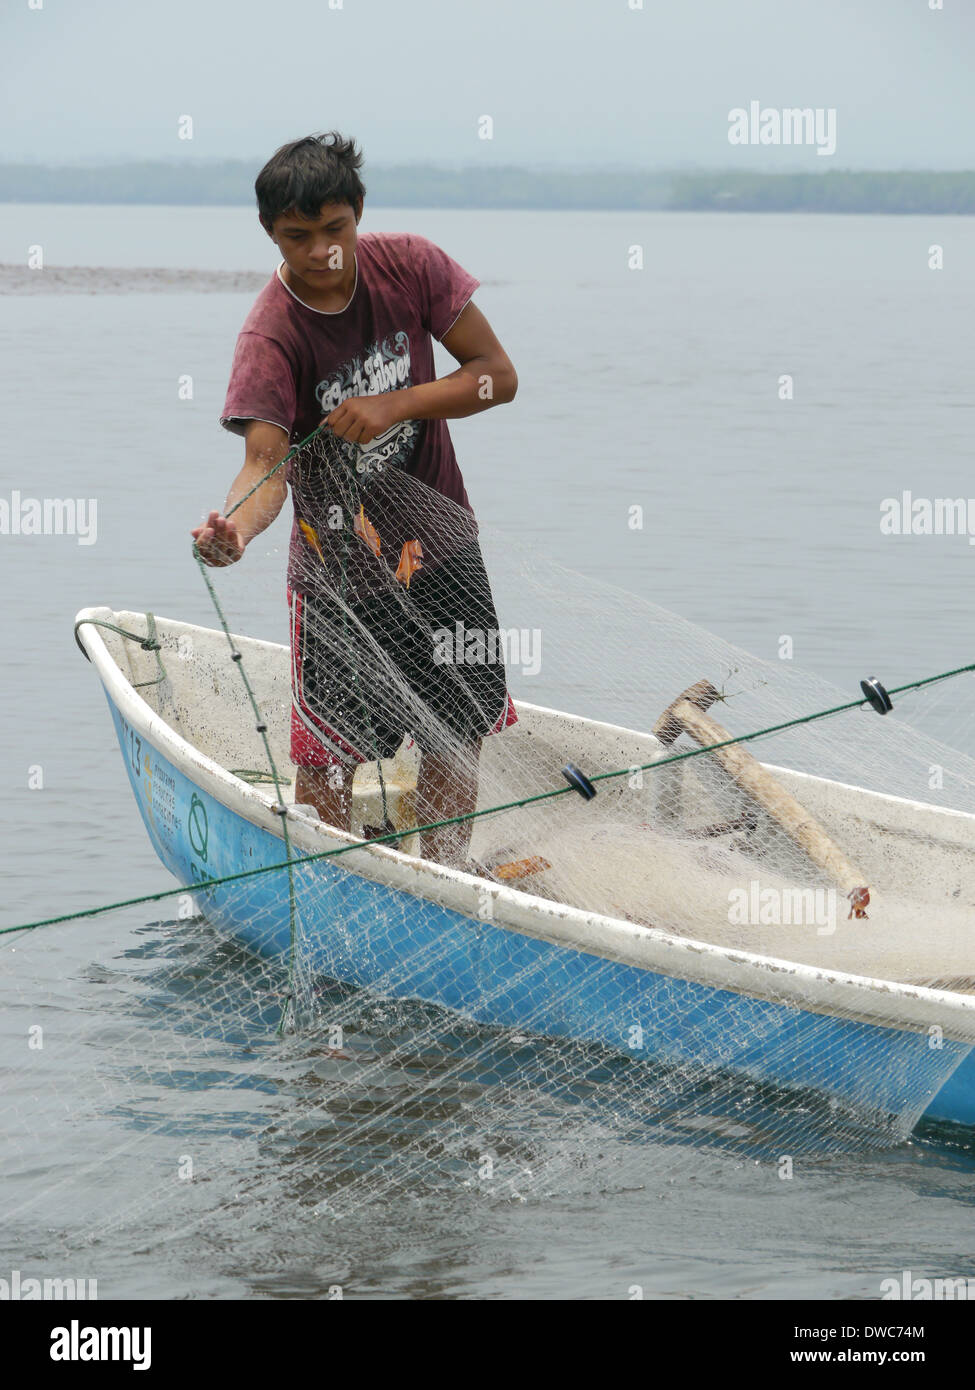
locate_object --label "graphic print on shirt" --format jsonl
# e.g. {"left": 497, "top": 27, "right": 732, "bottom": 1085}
{"left": 314, "top": 330, "right": 418, "bottom": 477}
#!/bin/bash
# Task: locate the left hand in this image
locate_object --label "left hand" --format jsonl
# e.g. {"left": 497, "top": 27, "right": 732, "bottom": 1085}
{"left": 324, "top": 393, "right": 403, "bottom": 445}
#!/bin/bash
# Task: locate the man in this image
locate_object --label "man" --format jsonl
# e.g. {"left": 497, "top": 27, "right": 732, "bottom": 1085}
{"left": 192, "top": 131, "right": 518, "bottom": 866}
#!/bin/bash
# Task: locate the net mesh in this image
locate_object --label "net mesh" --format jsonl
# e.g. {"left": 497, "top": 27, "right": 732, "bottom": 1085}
{"left": 4, "top": 425, "right": 975, "bottom": 1252}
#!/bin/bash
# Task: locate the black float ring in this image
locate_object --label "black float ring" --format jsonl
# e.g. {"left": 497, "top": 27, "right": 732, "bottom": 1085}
{"left": 562, "top": 762, "right": 597, "bottom": 800}
{"left": 860, "top": 677, "right": 893, "bottom": 715}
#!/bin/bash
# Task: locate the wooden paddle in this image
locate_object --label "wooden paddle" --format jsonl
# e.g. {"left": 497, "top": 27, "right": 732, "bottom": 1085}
{"left": 653, "top": 680, "right": 870, "bottom": 911}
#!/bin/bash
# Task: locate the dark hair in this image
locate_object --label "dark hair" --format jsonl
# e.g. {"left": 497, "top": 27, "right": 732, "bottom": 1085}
{"left": 255, "top": 132, "right": 366, "bottom": 230}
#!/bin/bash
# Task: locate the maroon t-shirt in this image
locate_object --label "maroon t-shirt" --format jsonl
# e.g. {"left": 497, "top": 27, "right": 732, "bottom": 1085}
{"left": 221, "top": 231, "right": 480, "bottom": 598}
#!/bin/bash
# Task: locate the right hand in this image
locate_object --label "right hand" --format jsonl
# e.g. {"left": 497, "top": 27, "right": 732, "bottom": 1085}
{"left": 191, "top": 511, "right": 245, "bottom": 567}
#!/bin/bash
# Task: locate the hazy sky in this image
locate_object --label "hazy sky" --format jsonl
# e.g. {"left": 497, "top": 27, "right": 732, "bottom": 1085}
{"left": 3, "top": 0, "right": 973, "bottom": 170}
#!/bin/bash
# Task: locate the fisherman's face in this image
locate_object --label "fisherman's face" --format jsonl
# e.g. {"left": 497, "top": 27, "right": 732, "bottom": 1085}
{"left": 268, "top": 200, "right": 361, "bottom": 293}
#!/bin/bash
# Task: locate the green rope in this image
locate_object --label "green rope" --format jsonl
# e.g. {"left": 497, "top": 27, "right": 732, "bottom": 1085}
{"left": 62, "top": 419, "right": 975, "bottom": 1011}
{"left": 191, "top": 546, "right": 300, "bottom": 1035}
{"left": 11, "top": 656, "right": 975, "bottom": 940}
{"left": 222, "top": 422, "right": 326, "bottom": 523}
{"left": 581, "top": 662, "right": 975, "bottom": 788}
{"left": 189, "top": 421, "right": 370, "bottom": 1030}
{"left": 74, "top": 614, "right": 167, "bottom": 689}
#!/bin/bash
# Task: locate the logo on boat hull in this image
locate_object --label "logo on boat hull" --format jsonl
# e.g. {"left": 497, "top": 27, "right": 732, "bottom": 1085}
{"left": 188, "top": 794, "right": 208, "bottom": 861}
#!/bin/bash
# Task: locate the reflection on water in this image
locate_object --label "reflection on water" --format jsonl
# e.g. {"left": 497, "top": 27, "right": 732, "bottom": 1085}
{"left": 3, "top": 904, "right": 974, "bottom": 1299}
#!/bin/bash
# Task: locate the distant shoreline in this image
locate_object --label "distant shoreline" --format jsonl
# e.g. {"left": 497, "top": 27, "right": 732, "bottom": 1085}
{"left": 0, "top": 265, "right": 270, "bottom": 295}
{"left": 0, "top": 265, "right": 508, "bottom": 296}
{"left": 2, "top": 165, "right": 975, "bottom": 214}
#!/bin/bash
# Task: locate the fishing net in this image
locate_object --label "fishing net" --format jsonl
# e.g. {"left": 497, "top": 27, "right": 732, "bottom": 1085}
{"left": 4, "top": 424, "right": 975, "bottom": 1263}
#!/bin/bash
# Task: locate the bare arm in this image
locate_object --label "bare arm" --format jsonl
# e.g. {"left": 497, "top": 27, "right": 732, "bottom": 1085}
{"left": 325, "top": 301, "right": 517, "bottom": 445}
{"left": 400, "top": 300, "right": 518, "bottom": 420}
{"left": 191, "top": 419, "right": 291, "bottom": 566}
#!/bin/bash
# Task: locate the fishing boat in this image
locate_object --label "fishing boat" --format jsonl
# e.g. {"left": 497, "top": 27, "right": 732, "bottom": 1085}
{"left": 75, "top": 605, "right": 975, "bottom": 1135}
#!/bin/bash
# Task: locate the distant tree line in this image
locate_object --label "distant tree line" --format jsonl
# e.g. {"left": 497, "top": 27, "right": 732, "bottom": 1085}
{"left": 0, "top": 162, "right": 673, "bottom": 209}
{"left": 1, "top": 162, "right": 973, "bottom": 213}
{"left": 668, "top": 170, "right": 975, "bottom": 214}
